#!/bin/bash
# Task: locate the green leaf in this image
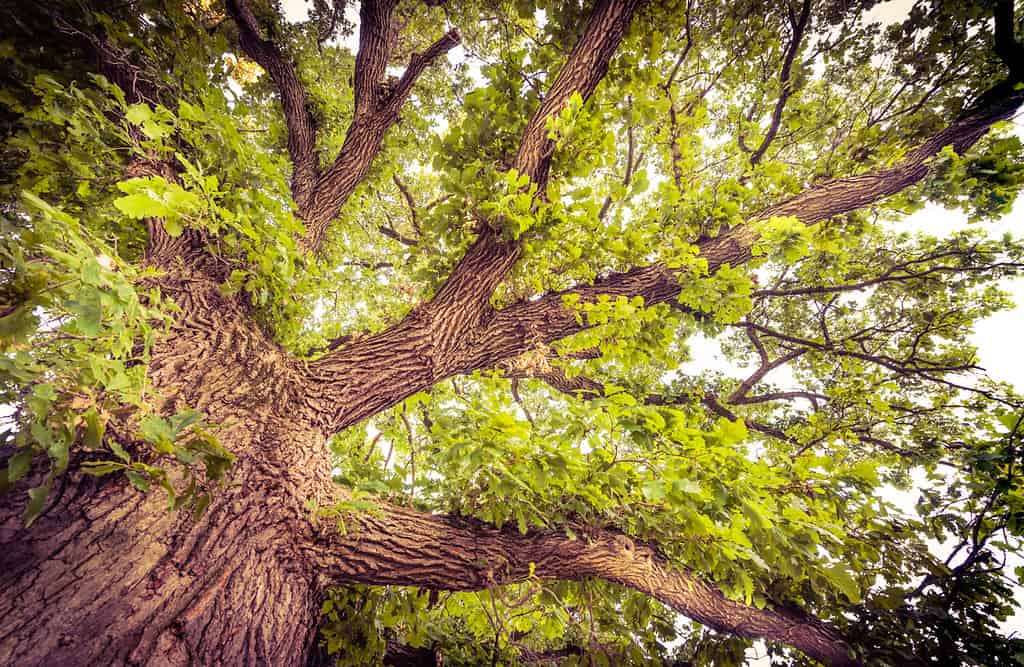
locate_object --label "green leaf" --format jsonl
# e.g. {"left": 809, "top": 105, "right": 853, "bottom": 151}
{"left": 642, "top": 480, "right": 667, "bottom": 501}
{"left": 193, "top": 492, "right": 212, "bottom": 521}
{"left": 125, "top": 470, "right": 151, "bottom": 492}
{"left": 83, "top": 410, "right": 105, "bottom": 450}
{"left": 80, "top": 460, "right": 127, "bottom": 476}
{"left": 124, "top": 103, "right": 152, "bottom": 126}
{"left": 7, "top": 448, "right": 33, "bottom": 483}
{"left": 113, "top": 193, "right": 174, "bottom": 220}
{"left": 826, "top": 566, "right": 861, "bottom": 604}
{"left": 139, "top": 416, "right": 175, "bottom": 452}
{"left": 23, "top": 481, "right": 52, "bottom": 527}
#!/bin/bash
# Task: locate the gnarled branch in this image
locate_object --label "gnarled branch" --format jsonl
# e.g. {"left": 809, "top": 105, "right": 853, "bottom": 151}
{"left": 311, "top": 503, "right": 860, "bottom": 666}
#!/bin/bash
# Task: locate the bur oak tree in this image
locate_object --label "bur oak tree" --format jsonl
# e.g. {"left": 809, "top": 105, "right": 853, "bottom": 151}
{"left": 2, "top": 0, "right": 1024, "bottom": 665}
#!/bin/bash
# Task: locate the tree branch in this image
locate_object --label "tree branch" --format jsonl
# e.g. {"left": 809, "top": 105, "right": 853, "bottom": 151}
{"left": 311, "top": 504, "right": 860, "bottom": 666}
{"left": 994, "top": 0, "right": 1024, "bottom": 82}
{"left": 501, "top": 358, "right": 804, "bottom": 447}
{"left": 414, "top": 0, "right": 642, "bottom": 352}
{"left": 513, "top": 0, "right": 641, "bottom": 188}
{"left": 302, "top": 4, "right": 1023, "bottom": 434}
{"left": 301, "top": 10, "right": 460, "bottom": 250}
{"left": 464, "top": 79, "right": 1024, "bottom": 372}
{"left": 392, "top": 173, "right": 422, "bottom": 235}
{"left": 748, "top": 0, "right": 811, "bottom": 167}
{"left": 229, "top": 0, "right": 459, "bottom": 252}
{"left": 227, "top": 0, "right": 320, "bottom": 211}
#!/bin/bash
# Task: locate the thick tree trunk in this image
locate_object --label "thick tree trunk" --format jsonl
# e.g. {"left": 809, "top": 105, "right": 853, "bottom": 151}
{"left": 0, "top": 271, "right": 333, "bottom": 667}
{"left": 0, "top": 462, "right": 321, "bottom": 666}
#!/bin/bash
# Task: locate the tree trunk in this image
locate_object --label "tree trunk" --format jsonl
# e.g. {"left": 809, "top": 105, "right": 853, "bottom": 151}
{"left": 0, "top": 274, "right": 333, "bottom": 667}
{"left": 0, "top": 463, "right": 320, "bottom": 666}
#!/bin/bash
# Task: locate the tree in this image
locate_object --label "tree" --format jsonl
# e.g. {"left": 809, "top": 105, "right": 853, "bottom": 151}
{"left": 2, "top": 0, "right": 1024, "bottom": 664}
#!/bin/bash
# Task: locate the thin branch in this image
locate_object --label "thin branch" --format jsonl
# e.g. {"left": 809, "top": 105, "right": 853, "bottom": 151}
{"left": 748, "top": 0, "right": 812, "bottom": 166}
{"left": 392, "top": 173, "right": 422, "bottom": 236}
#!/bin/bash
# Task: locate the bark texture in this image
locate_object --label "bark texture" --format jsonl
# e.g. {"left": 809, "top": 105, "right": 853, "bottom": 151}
{"left": 1, "top": 244, "right": 335, "bottom": 666}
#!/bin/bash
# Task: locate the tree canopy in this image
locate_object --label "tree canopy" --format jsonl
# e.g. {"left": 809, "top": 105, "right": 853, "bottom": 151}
{"left": 2, "top": 0, "right": 1024, "bottom": 665}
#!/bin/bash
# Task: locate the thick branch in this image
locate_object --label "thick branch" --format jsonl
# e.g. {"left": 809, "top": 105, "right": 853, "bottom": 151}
{"left": 994, "top": 0, "right": 1024, "bottom": 81}
{"left": 407, "top": 0, "right": 641, "bottom": 363}
{"left": 304, "top": 11, "right": 1023, "bottom": 433}
{"left": 300, "top": 22, "right": 459, "bottom": 250}
{"left": 513, "top": 0, "right": 641, "bottom": 187}
{"left": 351, "top": 0, "right": 398, "bottom": 118}
{"left": 226, "top": 0, "right": 319, "bottom": 211}
{"left": 310, "top": 505, "right": 860, "bottom": 666}
{"left": 465, "top": 80, "right": 1024, "bottom": 371}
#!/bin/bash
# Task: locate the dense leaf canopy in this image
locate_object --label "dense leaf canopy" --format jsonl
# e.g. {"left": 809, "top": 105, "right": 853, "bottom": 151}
{"left": 2, "top": 0, "right": 1024, "bottom": 665}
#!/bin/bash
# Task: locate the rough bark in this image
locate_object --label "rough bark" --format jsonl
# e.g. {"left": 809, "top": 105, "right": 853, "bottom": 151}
{"left": 1, "top": 251, "right": 336, "bottom": 666}
{"left": 0, "top": 458, "right": 323, "bottom": 666}
{"left": 309, "top": 505, "right": 858, "bottom": 667}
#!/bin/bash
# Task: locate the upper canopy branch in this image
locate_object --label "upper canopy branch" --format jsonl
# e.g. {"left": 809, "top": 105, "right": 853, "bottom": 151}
{"left": 228, "top": 0, "right": 459, "bottom": 252}
{"left": 512, "top": 0, "right": 642, "bottom": 188}
{"left": 303, "top": 2, "right": 1021, "bottom": 434}
{"left": 305, "top": 0, "right": 643, "bottom": 425}
{"left": 747, "top": 0, "right": 812, "bottom": 167}
{"left": 310, "top": 500, "right": 859, "bottom": 666}
{"left": 301, "top": 24, "right": 460, "bottom": 250}
{"left": 405, "top": 0, "right": 642, "bottom": 358}
{"left": 226, "top": 0, "right": 320, "bottom": 211}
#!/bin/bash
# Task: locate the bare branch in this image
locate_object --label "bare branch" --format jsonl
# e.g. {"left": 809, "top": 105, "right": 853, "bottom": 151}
{"left": 378, "top": 223, "right": 419, "bottom": 247}
{"left": 221, "top": 0, "right": 458, "bottom": 251}
{"left": 500, "top": 357, "right": 804, "bottom": 448}
{"left": 387, "top": 28, "right": 462, "bottom": 114}
{"left": 392, "top": 173, "right": 422, "bottom": 235}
